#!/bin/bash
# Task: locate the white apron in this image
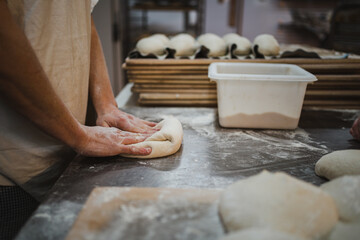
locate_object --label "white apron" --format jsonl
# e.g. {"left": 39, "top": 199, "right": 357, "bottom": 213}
{"left": 0, "top": 0, "right": 98, "bottom": 201}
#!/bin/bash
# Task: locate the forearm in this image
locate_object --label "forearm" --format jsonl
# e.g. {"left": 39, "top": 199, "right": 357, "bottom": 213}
{"left": 89, "top": 17, "right": 117, "bottom": 116}
{"left": 0, "top": 0, "right": 84, "bottom": 148}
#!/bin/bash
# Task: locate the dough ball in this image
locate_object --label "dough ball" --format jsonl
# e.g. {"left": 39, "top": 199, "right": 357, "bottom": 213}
{"left": 136, "top": 36, "right": 167, "bottom": 55}
{"left": 223, "top": 33, "right": 251, "bottom": 55}
{"left": 220, "top": 228, "right": 308, "bottom": 240}
{"left": 150, "top": 33, "right": 169, "bottom": 45}
{"left": 315, "top": 150, "right": 360, "bottom": 180}
{"left": 321, "top": 175, "right": 360, "bottom": 222}
{"left": 167, "top": 33, "right": 197, "bottom": 57}
{"left": 252, "top": 34, "right": 280, "bottom": 56}
{"left": 120, "top": 116, "right": 183, "bottom": 159}
{"left": 219, "top": 171, "right": 338, "bottom": 239}
{"left": 327, "top": 220, "right": 360, "bottom": 240}
{"left": 197, "top": 33, "right": 227, "bottom": 57}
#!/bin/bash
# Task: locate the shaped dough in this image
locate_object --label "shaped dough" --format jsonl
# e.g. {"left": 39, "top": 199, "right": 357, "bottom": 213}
{"left": 197, "top": 33, "right": 227, "bottom": 57}
{"left": 219, "top": 171, "right": 338, "bottom": 239}
{"left": 253, "top": 34, "right": 280, "bottom": 56}
{"left": 327, "top": 220, "right": 360, "bottom": 240}
{"left": 220, "top": 228, "right": 308, "bottom": 240}
{"left": 121, "top": 116, "right": 183, "bottom": 159}
{"left": 223, "top": 33, "right": 251, "bottom": 55}
{"left": 136, "top": 35, "right": 167, "bottom": 55}
{"left": 167, "top": 33, "right": 197, "bottom": 57}
{"left": 150, "top": 33, "right": 169, "bottom": 45}
{"left": 315, "top": 150, "right": 360, "bottom": 180}
{"left": 321, "top": 175, "right": 360, "bottom": 222}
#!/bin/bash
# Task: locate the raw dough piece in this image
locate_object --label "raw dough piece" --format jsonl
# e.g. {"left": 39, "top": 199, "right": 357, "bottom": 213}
{"left": 150, "top": 33, "right": 169, "bottom": 45}
{"left": 327, "top": 220, "right": 360, "bottom": 240}
{"left": 121, "top": 116, "right": 183, "bottom": 159}
{"left": 220, "top": 228, "right": 308, "bottom": 240}
{"left": 315, "top": 150, "right": 360, "bottom": 180}
{"left": 197, "top": 33, "right": 227, "bottom": 57}
{"left": 223, "top": 33, "right": 251, "bottom": 55}
{"left": 219, "top": 171, "right": 338, "bottom": 239}
{"left": 167, "top": 33, "right": 197, "bottom": 57}
{"left": 321, "top": 175, "right": 360, "bottom": 221}
{"left": 252, "top": 34, "right": 280, "bottom": 56}
{"left": 136, "top": 35, "right": 167, "bottom": 55}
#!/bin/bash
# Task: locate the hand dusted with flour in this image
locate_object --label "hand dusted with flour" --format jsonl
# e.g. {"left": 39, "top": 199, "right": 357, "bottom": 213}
{"left": 121, "top": 116, "right": 183, "bottom": 159}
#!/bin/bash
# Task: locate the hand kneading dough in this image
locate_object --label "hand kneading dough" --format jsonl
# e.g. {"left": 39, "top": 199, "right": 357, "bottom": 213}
{"left": 197, "top": 33, "right": 227, "bottom": 57}
{"left": 253, "top": 34, "right": 280, "bottom": 56}
{"left": 121, "top": 116, "right": 183, "bottom": 159}
{"left": 222, "top": 33, "right": 252, "bottom": 55}
{"left": 220, "top": 228, "right": 308, "bottom": 240}
{"left": 315, "top": 150, "right": 360, "bottom": 180}
{"left": 321, "top": 175, "right": 360, "bottom": 222}
{"left": 219, "top": 171, "right": 338, "bottom": 239}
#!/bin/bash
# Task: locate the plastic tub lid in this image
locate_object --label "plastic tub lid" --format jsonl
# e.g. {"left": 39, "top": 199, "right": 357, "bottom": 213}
{"left": 208, "top": 62, "right": 317, "bottom": 82}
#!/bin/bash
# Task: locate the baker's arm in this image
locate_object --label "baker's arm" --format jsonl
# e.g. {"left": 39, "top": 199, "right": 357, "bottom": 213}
{"left": 0, "top": 0, "right": 151, "bottom": 156}
{"left": 89, "top": 17, "right": 158, "bottom": 134}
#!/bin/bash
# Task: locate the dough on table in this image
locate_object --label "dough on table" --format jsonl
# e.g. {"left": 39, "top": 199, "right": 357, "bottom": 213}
{"left": 219, "top": 171, "right": 338, "bottom": 239}
{"left": 222, "top": 33, "right": 252, "bottom": 55}
{"left": 220, "top": 228, "right": 308, "bottom": 240}
{"left": 252, "top": 34, "right": 280, "bottom": 56}
{"left": 315, "top": 150, "right": 360, "bottom": 180}
{"left": 167, "top": 33, "right": 197, "bottom": 57}
{"left": 197, "top": 33, "right": 227, "bottom": 57}
{"left": 327, "top": 219, "right": 360, "bottom": 240}
{"left": 320, "top": 175, "right": 360, "bottom": 222}
{"left": 120, "top": 116, "right": 183, "bottom": 159}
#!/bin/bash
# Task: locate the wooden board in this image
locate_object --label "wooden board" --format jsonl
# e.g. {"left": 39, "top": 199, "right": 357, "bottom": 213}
{"left": 66, "top": 187, "right": 223, "bottom": 240}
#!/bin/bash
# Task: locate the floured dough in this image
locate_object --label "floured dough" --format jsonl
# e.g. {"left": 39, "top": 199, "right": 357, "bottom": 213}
{"left": 253, "top": 34, "right": 280, "bottom": 56}
{"left": 219, "top": 171, "right": 338, "bottom": 239}
{"left": 315, "top": 150, "right": 360, "bottom": 180}
{"left": 321, "top": 175, "right": 360, "bottom": 222}
{"left": 223, "top": 33, "right": 251, "bottom": 55}
{"left": 167, "top": 33, "right": 197, "bottom": 57}
{"left": 121, "top": 116, "right": 183, "bottom": 159}
{"left": 150, "top": 33, "right": 169, "bottom": 45}
{"left": 136, "top": 35, "right": 167, "bottom": 55}
{"left": 327, "top": 220, "right": 360, "bottom": 240}
{"left": 197, "top": 33, "right": 227, "bottom": 57}
{"left": 220, "top": 228, "right": 308, "bottom": 240}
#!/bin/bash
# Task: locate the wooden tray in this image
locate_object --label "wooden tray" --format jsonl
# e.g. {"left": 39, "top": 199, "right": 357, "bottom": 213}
{"left": 66, "top": 187, "right": 223, "bottom": 240}
{"left": 124, "top": 51, "right": 360, "bottom": 108}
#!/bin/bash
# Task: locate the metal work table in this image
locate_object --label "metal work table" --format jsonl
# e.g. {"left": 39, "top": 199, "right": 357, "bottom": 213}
{"left": 16, "top": 88, "right": 360, "bottom": 239}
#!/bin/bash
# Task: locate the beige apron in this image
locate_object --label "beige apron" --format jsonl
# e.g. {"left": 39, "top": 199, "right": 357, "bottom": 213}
{"left": 0, "top": 0, "right": 98, "bottom": 201}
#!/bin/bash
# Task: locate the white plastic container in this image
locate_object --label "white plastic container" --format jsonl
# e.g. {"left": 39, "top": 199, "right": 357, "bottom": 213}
{"left": 208, "top": 62, "right": 317, "bottom": 129}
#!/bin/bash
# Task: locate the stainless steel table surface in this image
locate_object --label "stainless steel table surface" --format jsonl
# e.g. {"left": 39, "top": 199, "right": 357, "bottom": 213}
{"left": 16, "top": 87, "right": 360, "bottom": 240}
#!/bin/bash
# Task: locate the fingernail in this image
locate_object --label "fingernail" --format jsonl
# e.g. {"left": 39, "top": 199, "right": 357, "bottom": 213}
{"left": 144, "top": 147, "right": 152, "bottom": 154}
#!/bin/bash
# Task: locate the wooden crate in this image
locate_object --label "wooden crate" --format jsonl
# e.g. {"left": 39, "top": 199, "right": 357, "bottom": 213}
{"left": 123, "top": 57, "right": 360, "bottom": 109}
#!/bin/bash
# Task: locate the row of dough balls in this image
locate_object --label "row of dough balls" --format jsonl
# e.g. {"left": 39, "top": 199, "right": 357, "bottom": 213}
{"left": 135, "top": 33, "right": 280, "bottom": 57}
{"left": 219, "top": 169, "right": 360, "bottom": 240}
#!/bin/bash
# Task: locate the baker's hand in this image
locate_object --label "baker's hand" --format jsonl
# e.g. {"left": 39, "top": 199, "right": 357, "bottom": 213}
{"left": 350, "top": 117, "right": 360, "bottom": 141}
{"left": 73, "top": 125, "right": 152, "bottom": 157}
{"left": 96, "top": 105, "right": 158, "bottom": 134}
